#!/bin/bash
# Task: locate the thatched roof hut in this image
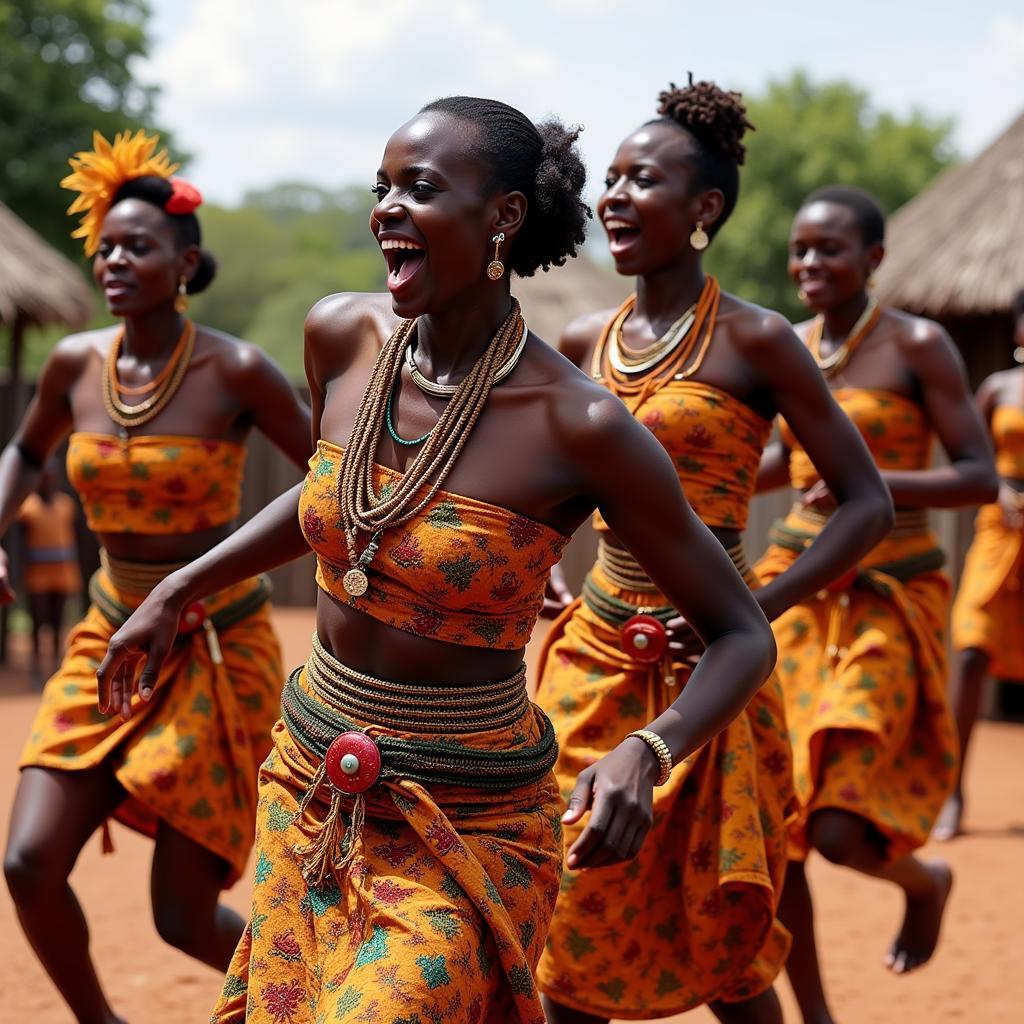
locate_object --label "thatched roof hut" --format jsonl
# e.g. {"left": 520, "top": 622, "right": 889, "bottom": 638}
{"left": 875, "top": 112, "right": 1024, "bottom": 317}
{"left": 0, "top": 202, "right": 92, "bottom": 329}
{"left": 0, "top": 201, "right": 91, "bottom": 434}
{"left": 516, "top": 251, "right": 629, "bottom": 346}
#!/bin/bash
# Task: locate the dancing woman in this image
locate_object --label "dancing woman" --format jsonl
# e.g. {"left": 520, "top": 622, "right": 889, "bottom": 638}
{"left": 756, "top": 186, "right": 998, "bottom": 1023}
{"left": 1, "top": 132, "right": 312, "bottom": 1024}
{"left": 935, "top": 289, "right": 1024, "bottom": 839}
{"left": 535, "top": 80, "right": 892, "bottom": 1024}
{"left": 97, "top": 97, "right": 777, "bottom": 1024}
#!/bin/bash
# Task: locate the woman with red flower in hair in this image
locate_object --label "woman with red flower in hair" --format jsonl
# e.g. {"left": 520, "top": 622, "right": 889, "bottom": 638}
{"left": 0, "top": 131, "right": 311, "bottom": 1024}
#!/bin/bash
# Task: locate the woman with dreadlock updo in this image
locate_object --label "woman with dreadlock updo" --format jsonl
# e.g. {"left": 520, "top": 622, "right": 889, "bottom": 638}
{"left": 96, "top": 96, "right": 779, "bottom": 1024}
{"left": 535, "top": 78, "right": 892, "bottom": 1024}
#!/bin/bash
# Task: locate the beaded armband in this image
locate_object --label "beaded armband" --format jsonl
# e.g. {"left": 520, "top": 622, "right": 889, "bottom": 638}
{"left": 627, "top": 729, "right": 673, "bottom": 786}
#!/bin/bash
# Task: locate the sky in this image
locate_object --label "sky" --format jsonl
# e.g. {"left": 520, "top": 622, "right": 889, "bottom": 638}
{"left": 140, "top": 1, "right": 1024, "bottom": 206}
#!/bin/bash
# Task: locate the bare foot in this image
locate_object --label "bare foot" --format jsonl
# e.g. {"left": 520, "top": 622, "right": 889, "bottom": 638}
{"left": 932, "top": 792, "right": 963, "bottom": 842}
{"left": 885, "top": 860, "right": 953, "bottom": 974}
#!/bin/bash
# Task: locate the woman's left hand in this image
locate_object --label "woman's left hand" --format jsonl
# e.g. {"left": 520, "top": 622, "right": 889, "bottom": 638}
{"left": 562, "top": 736, "right": 659, "bottom": 869}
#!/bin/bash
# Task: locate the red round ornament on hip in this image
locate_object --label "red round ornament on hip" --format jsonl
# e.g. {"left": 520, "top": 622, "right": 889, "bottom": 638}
{"left": 325, "top": 731, "right": 381, "bottom": 794}
{"left": 621, "top": 614, "right": 668, "bottom": 663}
{"left": 178, "top": 601, "right": 206, "bottom": 634}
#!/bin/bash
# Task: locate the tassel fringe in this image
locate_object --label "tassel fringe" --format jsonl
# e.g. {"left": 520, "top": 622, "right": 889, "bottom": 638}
{"left": 293, "top": 762, "right": 366, "bottom": 885}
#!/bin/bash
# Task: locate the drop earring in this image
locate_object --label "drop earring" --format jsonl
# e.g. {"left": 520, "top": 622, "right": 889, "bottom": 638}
{"left": 175, "top": 275, "right": 189, "bottom": 313}
{"left": 689, "top": 221, "right": 709, "bottom": 251}
{"left": 1014, "top": 346, "right": 1024, "bottom": 365}
{"left": 798, "top": 288, "right": 808, "bottom": 303}
{"left": 487, "top": 233, "right": 506, "bottom": 281}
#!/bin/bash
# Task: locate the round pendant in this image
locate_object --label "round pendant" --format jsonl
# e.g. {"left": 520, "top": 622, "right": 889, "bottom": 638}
{"left": 621, "top": 614, "right": 668, "bottom": 664}
{"left": 178, "top": 601, "right": 207, "bottom": 634}
{"left": 343, "top": 568, "right": 369, "bottom": 597}
{"left": 486, "top": 260, "right": 504, "bottom": 281}
{"left": 325, "top": 731, "right": 381, "bottom": 794}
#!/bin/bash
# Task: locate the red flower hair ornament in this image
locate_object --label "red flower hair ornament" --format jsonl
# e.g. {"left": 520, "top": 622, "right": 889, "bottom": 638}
{"left": 165, "top": 177, "right": 203, "bottom": 214}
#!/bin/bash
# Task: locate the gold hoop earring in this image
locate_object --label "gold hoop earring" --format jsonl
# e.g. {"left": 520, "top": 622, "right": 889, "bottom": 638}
{"left": 867, "top": 274, "right": 876, "bottom": 292}
{"left": 174, "top": 276, "right": 189, "bottom": 313}
{"left": 797, "top": 288, "right": 808, "bottom": 303}
{"left": 689, "top": 221, "right": 709, "bottom": 251}
{"left": 487, "top": 233, "right": 506, "bottom": 281}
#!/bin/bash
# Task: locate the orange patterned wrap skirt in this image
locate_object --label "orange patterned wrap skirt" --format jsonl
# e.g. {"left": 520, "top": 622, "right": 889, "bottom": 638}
{"left": 19, "top": 568, "right": 282, "bottom": 883}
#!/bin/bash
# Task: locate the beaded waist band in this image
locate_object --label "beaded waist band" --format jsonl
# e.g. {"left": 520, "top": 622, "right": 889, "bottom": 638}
{"left": 792, "top": 503, "right": 929, "bottom": 539}
{"left": 585, "top": 540, "right": 751, "bottom": 628}
{"left": 99, "top": 549, "right": 188, "bottom": 594}
{"left": 282, "top": 635, "right": 558, "bottom": 792}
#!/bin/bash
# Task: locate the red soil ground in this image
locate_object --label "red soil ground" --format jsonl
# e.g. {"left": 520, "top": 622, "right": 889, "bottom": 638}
{"left": 0, "top": 607, "right": 1021, "bottom": 1022}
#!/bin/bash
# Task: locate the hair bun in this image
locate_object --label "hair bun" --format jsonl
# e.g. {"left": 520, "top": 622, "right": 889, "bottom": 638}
{"left": 188, "top": 250, "right": 217, "bottom": 294}
{"left": 657, "top": 73, "right": 753, "bottom": 165}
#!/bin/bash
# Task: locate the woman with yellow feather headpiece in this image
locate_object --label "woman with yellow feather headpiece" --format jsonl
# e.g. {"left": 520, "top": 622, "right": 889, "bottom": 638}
{"left": 0, "top": 130, "right": 312, "bottom": 1023}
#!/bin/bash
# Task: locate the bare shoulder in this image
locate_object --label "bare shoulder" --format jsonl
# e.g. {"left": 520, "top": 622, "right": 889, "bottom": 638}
{"left": 43, "top": 325, "right": 117, "bottom": 382}
{"left": 888, "top": 308, "right": 953, "bottom": 354}
{"left": 719, "top": 292, "right": 802, "bottom": 358}
{"left": 305, "top": 292, "right": 396, "bottom": 380}
{"left": 193, "top": 325, "right": 289, "bottom": 385}
{"left": 558, "top": 307, "right": 615, "bottom": 369}
{"left": 977, "top": 366, "right": 1021, "bottom": 408}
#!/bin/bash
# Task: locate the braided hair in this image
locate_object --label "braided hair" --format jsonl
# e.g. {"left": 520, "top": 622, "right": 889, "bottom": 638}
{"left": 109, "top": 176, "right": 217, "bottom": 293}
{"left": 648, "top": 73, "right": 754, "bottom": 236}
{"left": 420, "top": 96, "right": 591, "bottom": 277}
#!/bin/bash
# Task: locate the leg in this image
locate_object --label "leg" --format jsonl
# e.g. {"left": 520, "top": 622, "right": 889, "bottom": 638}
{"left": 4, "top": 765, "right": 128, "bottom": 1024}
{"left": 150, "top": 820, "right": 244, "bottom": 971}
{"left": 809, "top": 809, "right": 952, "bottom": 974}
{"left": 710, "top": 988, "right": 783, "bottom": 1024}
{"left": 27, "top": 593, "right": 45, "bottom": 685}
{"left": 776, "top": 860, "right": 835, "bottom": 1024}
{"left": 541, "top": 995, "right": 608, "bottom": 1023}
{"left": 48, "top": 591, "right": 68, "bottom": 666}
{"left": 934, "top": 646, "right": 989, "bottom": 841}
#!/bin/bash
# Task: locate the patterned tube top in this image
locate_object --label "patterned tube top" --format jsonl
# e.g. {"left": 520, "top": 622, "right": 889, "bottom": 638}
{"left": 300, "top": 440, "right": 570, "bottom": 650}
{"left": 781, "top": 388, "right": 931, "bottom": 491}
{"left": 993, "top": 405, "right": 1024, "bottom": 478}
{"left": 66, "top": 432, "right": 246, "bottom": 534}
{"left": 593, "top": 380, "right": 771, "bottom": 533}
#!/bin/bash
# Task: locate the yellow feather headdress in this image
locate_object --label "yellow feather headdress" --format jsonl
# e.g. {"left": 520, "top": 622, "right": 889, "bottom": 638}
{"left": 61, "top": 130, "right": 180, "bottom": 257}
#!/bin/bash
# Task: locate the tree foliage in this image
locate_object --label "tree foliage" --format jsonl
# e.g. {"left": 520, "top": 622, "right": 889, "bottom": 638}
{"left": 0, "top": 0, "right": 166, "bottom": 254}
{"left": 706, "top": 71, "right": 956, "bottom": 319}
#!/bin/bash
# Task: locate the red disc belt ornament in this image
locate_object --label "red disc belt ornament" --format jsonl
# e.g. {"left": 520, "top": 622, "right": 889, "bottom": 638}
{"left": 620, "top": 614, "right": 668, "bottom": 663}
{"left": 325, "top": 731, "right": 381, "bottom": 794}
{"left": 826, "top": 565, "right": 859, "bottom": 594}
{"left": 179, "top": 601, "right": 206, "bottom": 634}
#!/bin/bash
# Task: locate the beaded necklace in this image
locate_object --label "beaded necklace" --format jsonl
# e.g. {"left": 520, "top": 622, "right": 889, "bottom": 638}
{"left": 338, "top": 299, "right": 525, "bottom": 598}
{"left": 592, "top": 277, "right": 721, "bottom": 413}
{"left": 806, "top": 297, "right": 881, "bottom": 378}
{"left": 102, "top": 320, "right": 196, "bottom": 439}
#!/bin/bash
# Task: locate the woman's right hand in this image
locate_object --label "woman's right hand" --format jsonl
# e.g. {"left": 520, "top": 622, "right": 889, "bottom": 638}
{"left": 0, "top": 549, "right": 15, "bottom": 605}
{"left": 96, "top": 579, "right": 187, "bottom": 720}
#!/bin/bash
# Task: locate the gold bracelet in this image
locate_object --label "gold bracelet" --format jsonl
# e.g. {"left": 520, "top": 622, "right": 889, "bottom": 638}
{"left": 626, "top": 729, "right": 673, "bottom": 786}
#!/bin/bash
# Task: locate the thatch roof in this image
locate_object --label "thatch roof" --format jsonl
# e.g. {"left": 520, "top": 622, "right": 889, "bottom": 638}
{"left": 516, "top": 251, "right": 629, "bottom": 345}
{"left": 874, "top": 112, "right": 1024, "bottom": 317}
{"left": 0, "top": 202, "right": 92, "bottom": 328}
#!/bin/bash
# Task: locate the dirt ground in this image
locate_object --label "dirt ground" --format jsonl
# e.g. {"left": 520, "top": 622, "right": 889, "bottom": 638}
{"left": 0, "top": 606, "right": 1021, "bottom": 1023}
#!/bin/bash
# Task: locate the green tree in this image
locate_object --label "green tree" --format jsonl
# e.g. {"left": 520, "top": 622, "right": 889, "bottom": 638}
{"left": 0, "top": 0, "right": 167, "bottom": 253}
{"left": 707, "top": 71, "right": 956, "bottom": 319}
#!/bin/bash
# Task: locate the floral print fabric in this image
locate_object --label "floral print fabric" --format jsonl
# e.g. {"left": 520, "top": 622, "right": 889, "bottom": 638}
{"left": 66, "top": 432, "right": 246, "bottom": 534}
{"left": 19, "top": 570, "right": 281, "bottom": 883}
{"left": 592, "top": 381, "right": 771, "bottom": 532}
{"left": 299, "top": 440, "right": 569, "bottom": 650}
{"left": 210, "top": 666, "right": 563, "bottom": 1024}
{"left": 535, "top": 560, "right": 793, "bottom": 1019}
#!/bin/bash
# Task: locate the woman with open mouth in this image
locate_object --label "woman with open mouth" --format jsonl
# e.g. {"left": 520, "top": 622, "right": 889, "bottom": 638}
{"left": 755, "top": 185, "right": 998, "bottom": 1022}
{"left": 96, "top": 96, "right": 781, "bottom": 1024}
{"left": 1, "top": 130, "right": 312, "bottom": 1024}
{"left": 534, "top": 79, "right": 892, "bottom": 1024}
